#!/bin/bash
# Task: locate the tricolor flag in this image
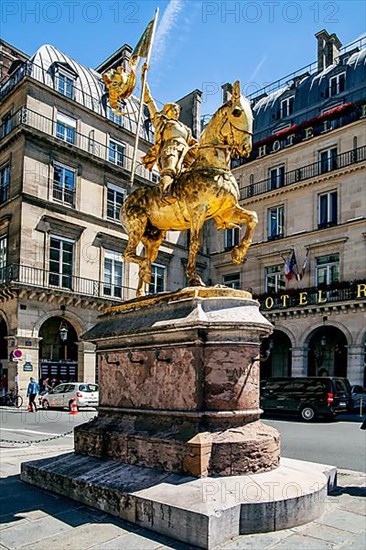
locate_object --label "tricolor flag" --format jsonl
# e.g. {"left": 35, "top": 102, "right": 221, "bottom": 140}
{"left": 283, "top": 250, "right": 298, "bottom": 281}
{"left": 297, "top": 248, "right": 310, "bottom": 281}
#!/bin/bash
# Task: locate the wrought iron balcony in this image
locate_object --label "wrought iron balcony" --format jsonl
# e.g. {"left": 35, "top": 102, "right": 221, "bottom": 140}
{"left": 0, "top": 264, "right": 136, "bottom": 303}
{"left": 0, "top": 108, "right": 153, "bottom": 183}
{"left": 254, "top": 280, "right": 366, "bottom": 312}
{"left": 239, "top": 145, "right": 366, "bottom": 200}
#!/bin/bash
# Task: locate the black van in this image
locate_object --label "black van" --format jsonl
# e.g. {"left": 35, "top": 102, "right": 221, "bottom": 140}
{"left": 260, "top": 377, "right": 352, "bottom": 421}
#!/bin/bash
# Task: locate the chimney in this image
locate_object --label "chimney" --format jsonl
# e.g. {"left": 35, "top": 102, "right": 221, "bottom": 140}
{"left": 95, "top": 44, "right": 133, "bottom": 74}
{"left": 315, "top": 29, "right": 342, "bottom": 71}
{"left": 222, "top": 82, "right": 232, "bottom": 103}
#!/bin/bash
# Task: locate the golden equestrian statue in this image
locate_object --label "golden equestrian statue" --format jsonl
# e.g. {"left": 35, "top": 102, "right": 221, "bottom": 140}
{"left": 120, "top": 80, "right": 258, "bottom": 296}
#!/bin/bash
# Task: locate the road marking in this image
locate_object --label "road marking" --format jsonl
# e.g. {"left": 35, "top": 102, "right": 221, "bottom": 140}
{"left": 1, "top": 428, "right": 73, "bottom": 437}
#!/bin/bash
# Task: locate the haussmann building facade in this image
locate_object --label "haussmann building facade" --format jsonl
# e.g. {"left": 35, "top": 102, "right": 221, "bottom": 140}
{"left": 0, "top": 40, "right": 205, "bottom": 396}
{"left": 210, "top": 30, "right": 366, "bottom": 386}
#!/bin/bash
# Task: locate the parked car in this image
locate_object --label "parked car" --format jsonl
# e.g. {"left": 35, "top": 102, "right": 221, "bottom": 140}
{"left": 260, "top": 377, "right": 352, "bottom": 421}
{"left": 351, "top": 385, "right": 366, "bottom": 412}
{"left": 41, "top": 383, "right": 99, "bottom": 410}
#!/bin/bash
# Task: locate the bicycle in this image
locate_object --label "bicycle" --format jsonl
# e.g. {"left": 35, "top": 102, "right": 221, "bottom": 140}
{"left": 0, "top": 390, "right": 23, "bottom": 408}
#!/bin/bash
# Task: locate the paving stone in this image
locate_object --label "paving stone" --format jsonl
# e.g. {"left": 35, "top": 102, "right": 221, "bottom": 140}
{"left": 0, "top": 514, "right": 73, "bottom": 548}
{"left": 295, "top": 523, "right": 354, "bottom": 545}
{"left": 94, "top": 530, "right": 175, "bottom": 550}
{"left": 270, "top": 533, "right": 337, "bottom": 549}
{"left": 221, "top": 531, "right": 290, "bottom": 549}
{"left": 17, "top": 523, "right": 131, "bottom": 550}
{"left": 318, "top": 508, "right": 366, "bottom": 534}
{"left": 339, "top": 532, "right": 366, "bottom": 549}
{"left": 337, "top": 496, "right": 366, "bottom": 516}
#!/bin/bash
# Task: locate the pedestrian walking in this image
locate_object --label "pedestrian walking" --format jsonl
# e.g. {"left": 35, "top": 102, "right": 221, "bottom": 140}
{"left": 361, "top": 416, "right": 366, "bottom": 430}
{"left": 27, "top": 377, "right": 40, "bottom": 412}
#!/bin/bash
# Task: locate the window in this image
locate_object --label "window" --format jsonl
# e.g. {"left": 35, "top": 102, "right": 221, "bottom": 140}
{"left": 318, "top": 191, "right": 337, "bottom": 228}
{"left": 57, "top": 72, "right": 74, "bottom": 99}
{"left": 319, "top": 147, "right": 337, "bottom": 173}
{"left": 152, "top": 172, "right": 160, "bottom": 184}
{"left": 108, "top": 139, "right": 125, "bottom": 167}
{"left": 0, "top": 164, "right": 10, "bottom": 204}
{"left": 329, "top": 73, "right": 345, "bottom": 97}
{"left": 223, "top": 273, "right": 240, "bottom": 289}
{"left": 268, "top": 205, "right": 284, "bottom": 240}
{"left": 56, "top": 113, "right": 76, "bottom": 145}
{"left": 53, "top": 163, "right": 76, "bottom": 207}
{"left": 107, "top": 106, "right": 124, "bottom": 127}
{"left": 106, "top": 183, "right": 125, "bottom": 220}
{"left": 316, "top": 254, "right": 339, "bottom": 287}
{"left": 265, "top": 265, "right": 285, "bottom": 293}
{"left": 1, "top": 112, "right": 12, "bottom": 138}
{"left": 268, "top": 165, "right": 285, "bottom": 190}
{"left": 280, "top": 97, "right": 294, "bottom": 118}
{"left": 224, "top": 228, "right": 240, "bottom": 250}
{"left": 0, "top": 235, "right": 7, "bottom": 281}
{"left": 49, "top": 236, "right": 74, "bottom": 289}
{"left": 149, "top": 264, "right": 165, "bottom": 294}
{"left": 104, "top": 250, "right": 123, "bottom": 298}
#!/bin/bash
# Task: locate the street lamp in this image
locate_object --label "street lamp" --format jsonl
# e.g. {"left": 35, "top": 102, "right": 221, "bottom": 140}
{"left": 59, "top": 321, "right": 68, "bottom": 342}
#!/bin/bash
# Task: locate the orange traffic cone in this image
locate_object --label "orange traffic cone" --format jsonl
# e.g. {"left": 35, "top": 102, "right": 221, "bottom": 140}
{"left": 69, "top": 399, "right": 78, "bottom": 415}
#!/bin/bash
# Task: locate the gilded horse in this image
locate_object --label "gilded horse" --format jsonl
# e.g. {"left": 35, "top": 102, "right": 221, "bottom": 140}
{"left": 121, "top": 81, "right": 257, "bottom": 296}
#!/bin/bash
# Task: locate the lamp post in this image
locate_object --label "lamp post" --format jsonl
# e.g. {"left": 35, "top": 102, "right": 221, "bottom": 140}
{"left": 59, "top": 321, "right": 68, "bottom": 361}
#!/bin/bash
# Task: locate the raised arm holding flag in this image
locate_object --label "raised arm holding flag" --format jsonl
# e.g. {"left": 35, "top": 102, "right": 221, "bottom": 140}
{"left": 102, "top": 9, "right": 159, "bottom": 185}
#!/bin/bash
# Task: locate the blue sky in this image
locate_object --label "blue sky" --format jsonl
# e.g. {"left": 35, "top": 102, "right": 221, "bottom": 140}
{"left": 2, "top": 0, "right": 365, "bottom": 115}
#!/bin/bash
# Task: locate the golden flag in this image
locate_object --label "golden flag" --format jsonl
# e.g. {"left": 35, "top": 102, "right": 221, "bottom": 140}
{"left": 131, "top": 19, "right": 154, "bottom": 62}
{"left": 103, "top": 18, "right": 155, "bottom": 114}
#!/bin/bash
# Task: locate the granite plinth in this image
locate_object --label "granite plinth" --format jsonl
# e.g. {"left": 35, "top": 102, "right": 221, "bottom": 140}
{"left": 21, "top": 453, "right": 330, "bottom": 549}
{"left": 76, "top": 288, "right": 280, "bottom": 476}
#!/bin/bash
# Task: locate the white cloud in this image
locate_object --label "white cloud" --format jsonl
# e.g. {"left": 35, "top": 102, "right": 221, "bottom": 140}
{"left": 247, "top": 55, "right": 267, "bottom": 84}
{"left": 152, "top": 0, "right": 185, "bottom": 65}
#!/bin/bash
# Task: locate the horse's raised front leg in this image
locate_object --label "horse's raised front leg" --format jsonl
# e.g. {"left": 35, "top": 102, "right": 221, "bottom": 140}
{"left": 218, "top": 205, "right": 258, "bottom": 265}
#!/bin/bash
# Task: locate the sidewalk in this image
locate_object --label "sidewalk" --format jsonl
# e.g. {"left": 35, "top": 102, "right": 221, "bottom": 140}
{"left": 1, "top": 442, "right": 365, "bottom": 550}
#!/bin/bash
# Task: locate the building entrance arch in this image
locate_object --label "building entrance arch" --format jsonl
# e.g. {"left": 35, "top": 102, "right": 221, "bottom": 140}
{"left": 260, "top": 330, "right": 292, "bottom": 380}
{"left": 39, "top": 317, "right": 78, "bottom": 386}
{"left": 307, "top": 326, "right": 347, "bottom": 378}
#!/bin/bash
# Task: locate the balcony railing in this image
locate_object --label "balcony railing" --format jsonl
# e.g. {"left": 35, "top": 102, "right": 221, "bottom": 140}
{"left": 0, "top": 264, "right": 136, "bottom": 302}
{"left": 0, "top": 107, "right": 153, "bottom": 183}
{"left": 240, "top": 145, "right": 366, "bottom": 200}
{"left": 0, "top": 59, "right": 153, "bottom": 141}
{"left": 254, "top": 280, "right": 365, "bottom": 311}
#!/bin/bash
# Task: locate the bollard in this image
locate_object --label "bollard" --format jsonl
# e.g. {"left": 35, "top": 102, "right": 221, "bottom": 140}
{"left": 360, "top": 396, "right": 363, "bottom": 417}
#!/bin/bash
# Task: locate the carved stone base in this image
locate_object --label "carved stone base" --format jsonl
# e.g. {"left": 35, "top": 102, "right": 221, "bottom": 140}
{"left": 75, "top": 415, "right": 280, "bottom": 477}
{"left": 76, "top": 287, "right": 280, "bottom": 477}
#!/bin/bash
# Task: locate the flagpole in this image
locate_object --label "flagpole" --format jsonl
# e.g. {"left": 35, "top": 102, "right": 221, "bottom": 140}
{"left": 129, "top": 7, "right": 159, "bottom": 187}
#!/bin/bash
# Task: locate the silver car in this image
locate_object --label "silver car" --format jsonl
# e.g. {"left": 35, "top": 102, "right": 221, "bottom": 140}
{"left": 41, "top": 383, "right": 99, "bottom": 410}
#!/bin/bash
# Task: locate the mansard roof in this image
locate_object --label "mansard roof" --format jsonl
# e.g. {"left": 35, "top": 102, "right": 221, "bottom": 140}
{"left": 30, "top": 44, "right": 151, "bottom": 140}
{"left": 251, "top": 44, "right": 366, "bottom": 139}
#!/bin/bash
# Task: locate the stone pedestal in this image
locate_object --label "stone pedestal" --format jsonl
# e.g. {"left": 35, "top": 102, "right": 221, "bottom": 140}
{"left": 75, "top": 287, "right": 280, "bottom": 476}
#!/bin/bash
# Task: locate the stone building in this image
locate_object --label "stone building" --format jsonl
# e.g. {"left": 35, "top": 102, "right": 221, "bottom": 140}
{"left": 1, "top": 29, "right": 365, "bottom": 396}
{"left": 0, "top": 40, "right": 206, "bottom": 396}
{"left": 209, "top": 30, "right": 366, "bottom": 385}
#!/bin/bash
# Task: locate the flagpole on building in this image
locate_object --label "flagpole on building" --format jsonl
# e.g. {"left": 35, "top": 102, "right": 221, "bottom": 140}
{"left": 129, "top": 7, "right": 159, "bottom": 187}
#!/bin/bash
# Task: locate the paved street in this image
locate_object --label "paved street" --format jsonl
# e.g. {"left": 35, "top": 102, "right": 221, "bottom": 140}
{"left": 264, "top": 415, "right": 366, "bottom": 472}
{"left": 0, "top": 407, "right": 97, "bottom": 447}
